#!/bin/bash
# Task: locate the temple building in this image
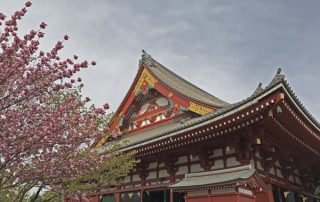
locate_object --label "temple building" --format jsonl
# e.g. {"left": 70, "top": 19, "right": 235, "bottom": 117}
{"left": 73, "top": 51, "right": 320, "bottom": 202}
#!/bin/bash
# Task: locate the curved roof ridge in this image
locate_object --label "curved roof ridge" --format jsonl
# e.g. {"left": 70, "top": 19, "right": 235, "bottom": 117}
{"left": 264, "top": 68, "right": 320, "bottom": 130}
{"left": 140, "top": 50, "right": 229, "bottom": 108}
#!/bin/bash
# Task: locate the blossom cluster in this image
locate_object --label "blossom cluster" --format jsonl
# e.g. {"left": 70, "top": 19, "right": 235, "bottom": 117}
{"left": 0, "top": 1, "right": 109, "bottom": 193}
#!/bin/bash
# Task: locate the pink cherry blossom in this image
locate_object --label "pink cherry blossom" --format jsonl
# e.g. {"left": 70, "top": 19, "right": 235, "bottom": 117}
{"left": 103, "top": 103, "right": 109, "bottom": 109}
{"left": 38, "top": 32, "right": 44, "bottom": 38}
{"left": 0, "top": 13, "right": 6, "bottom": 20}
{"left": 0, "top": 2, "right": 110, "bottom": 197}
{"left": 25, "top": 1, "right": 32, "bottom": 7}
{"left": 40, "top": 21, "right": 47, "bottom": 29}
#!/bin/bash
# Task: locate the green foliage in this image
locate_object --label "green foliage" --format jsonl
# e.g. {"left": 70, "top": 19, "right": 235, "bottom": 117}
{"left": 41, "top": 191, "right": 63, "bottom": 202}
{"left": 0, "top": 182, "right": 37, "bottom": 202}
{"left": 65, "top": 143, "right": 139, "bottom": 193}
{"left": 0, "top": 188, "right": 20, "bottom": 202}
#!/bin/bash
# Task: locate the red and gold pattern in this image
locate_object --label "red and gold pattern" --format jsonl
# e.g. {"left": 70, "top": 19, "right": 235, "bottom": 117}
{"left": 187, "top": 102, "right": 213, "bottom": 115}
{"left": 95, "top": 66, "right": 216, "bottom": 147}
{"left": 134, "top": 68, "right": 157, "bottom": 95}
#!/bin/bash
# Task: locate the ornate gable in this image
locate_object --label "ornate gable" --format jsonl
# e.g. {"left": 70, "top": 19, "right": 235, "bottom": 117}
{"left": 95, "top": 51, "right": 228, "bottom": 147}
{"left": 121, "top": 89, "right": 192, "bottom": 134}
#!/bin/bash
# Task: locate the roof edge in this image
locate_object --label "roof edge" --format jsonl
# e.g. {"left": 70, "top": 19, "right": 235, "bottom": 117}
{"left": 119, "top": 69, "right": 320, "bottom": 150}
{"left": 185, "top": 165, "right": 252, "bottom": 178}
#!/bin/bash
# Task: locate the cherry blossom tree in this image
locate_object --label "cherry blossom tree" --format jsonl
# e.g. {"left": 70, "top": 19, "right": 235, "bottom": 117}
{"left": 0, "top": 2, "right": 137, "bottom": 201}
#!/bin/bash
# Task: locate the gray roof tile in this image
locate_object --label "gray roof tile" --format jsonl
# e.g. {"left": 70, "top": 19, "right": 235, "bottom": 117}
{"left": 169, "top": 165, "right": 269, "bottom": 190}
{"left": 117, "top": 68, "right": 320, "bottom": 149}
{"left": 140, "top": 51, "right": 229, "bottom": 108}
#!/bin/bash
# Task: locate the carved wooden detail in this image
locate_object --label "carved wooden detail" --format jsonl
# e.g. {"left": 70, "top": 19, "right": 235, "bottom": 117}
{"left": 164, "top": 156, "right": 178, "bottom": 183}
{"left": 198, "top": 147, "right": 214, "bottom": 171}
{"left": 187, "top": 102, "right": 213, "bottom": 115}
{"left": 299, "top": 168, "right": 313, "bottom": 189}
{"left": 234, "top": 134, "right": 253, "bottom": 164}
{"left": 259, "top": 148, "right": 277, "bottom": 175}
{"left": 279, "top": 159, "right": 293, "bottom": 180}
{"left": 134, "top": 68, "right": 157, "bottom": 95}
{"left": 136, "top": 162, "right": 149, "bottom": 186}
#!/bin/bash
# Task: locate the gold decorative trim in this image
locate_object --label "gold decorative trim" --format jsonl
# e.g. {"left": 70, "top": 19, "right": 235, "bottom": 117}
{"left": 188, "top": 102, "right": 213, "bottom": 115}
{"left": 134, "top": 68, "right": 158, "bottom": 95}
{"left": 95, "top": 135, "right": 108, "bottom": 147}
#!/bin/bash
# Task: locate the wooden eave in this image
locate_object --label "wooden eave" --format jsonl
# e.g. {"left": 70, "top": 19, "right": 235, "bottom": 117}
{"left": 116, "top": 70, "right": 320, "bottom": 162}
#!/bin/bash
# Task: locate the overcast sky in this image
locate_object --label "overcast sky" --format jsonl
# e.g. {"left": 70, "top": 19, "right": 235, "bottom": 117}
{"left": 2, "top": 0, "right": 320, "bottom": 120}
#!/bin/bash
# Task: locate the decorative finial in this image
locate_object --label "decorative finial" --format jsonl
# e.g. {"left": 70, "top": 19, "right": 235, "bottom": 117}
{"left": 251, "top": 82, "right": 264, "bottom": 97}
{"left": 277, "top": 68, "right": 282, "bottom": 74}
{"left": 265, "top": 67, "right": 285, "bottom": 89}
{"left": 139, "top": 50, "right": 153, "bottom": 67}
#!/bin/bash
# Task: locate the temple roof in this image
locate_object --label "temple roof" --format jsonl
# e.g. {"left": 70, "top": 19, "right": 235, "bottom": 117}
{"left": 96, "top": 52, "right": 320, "bottom": 149}
{"left": 95, "top": 51, "right": 230, "bottom": 147}
{"left": 141, "top": 50, "right": 228, "bottom": 108}
{"left": 111, "top": 68, "right": 320, "bottom": 151}
{"left": 169, "top": 165, "right": 270, "bottom": 191}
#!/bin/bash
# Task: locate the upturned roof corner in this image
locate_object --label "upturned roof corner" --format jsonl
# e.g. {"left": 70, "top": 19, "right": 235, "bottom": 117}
{"left": 266, "top": 67, "right": 286, "bottom": 89}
